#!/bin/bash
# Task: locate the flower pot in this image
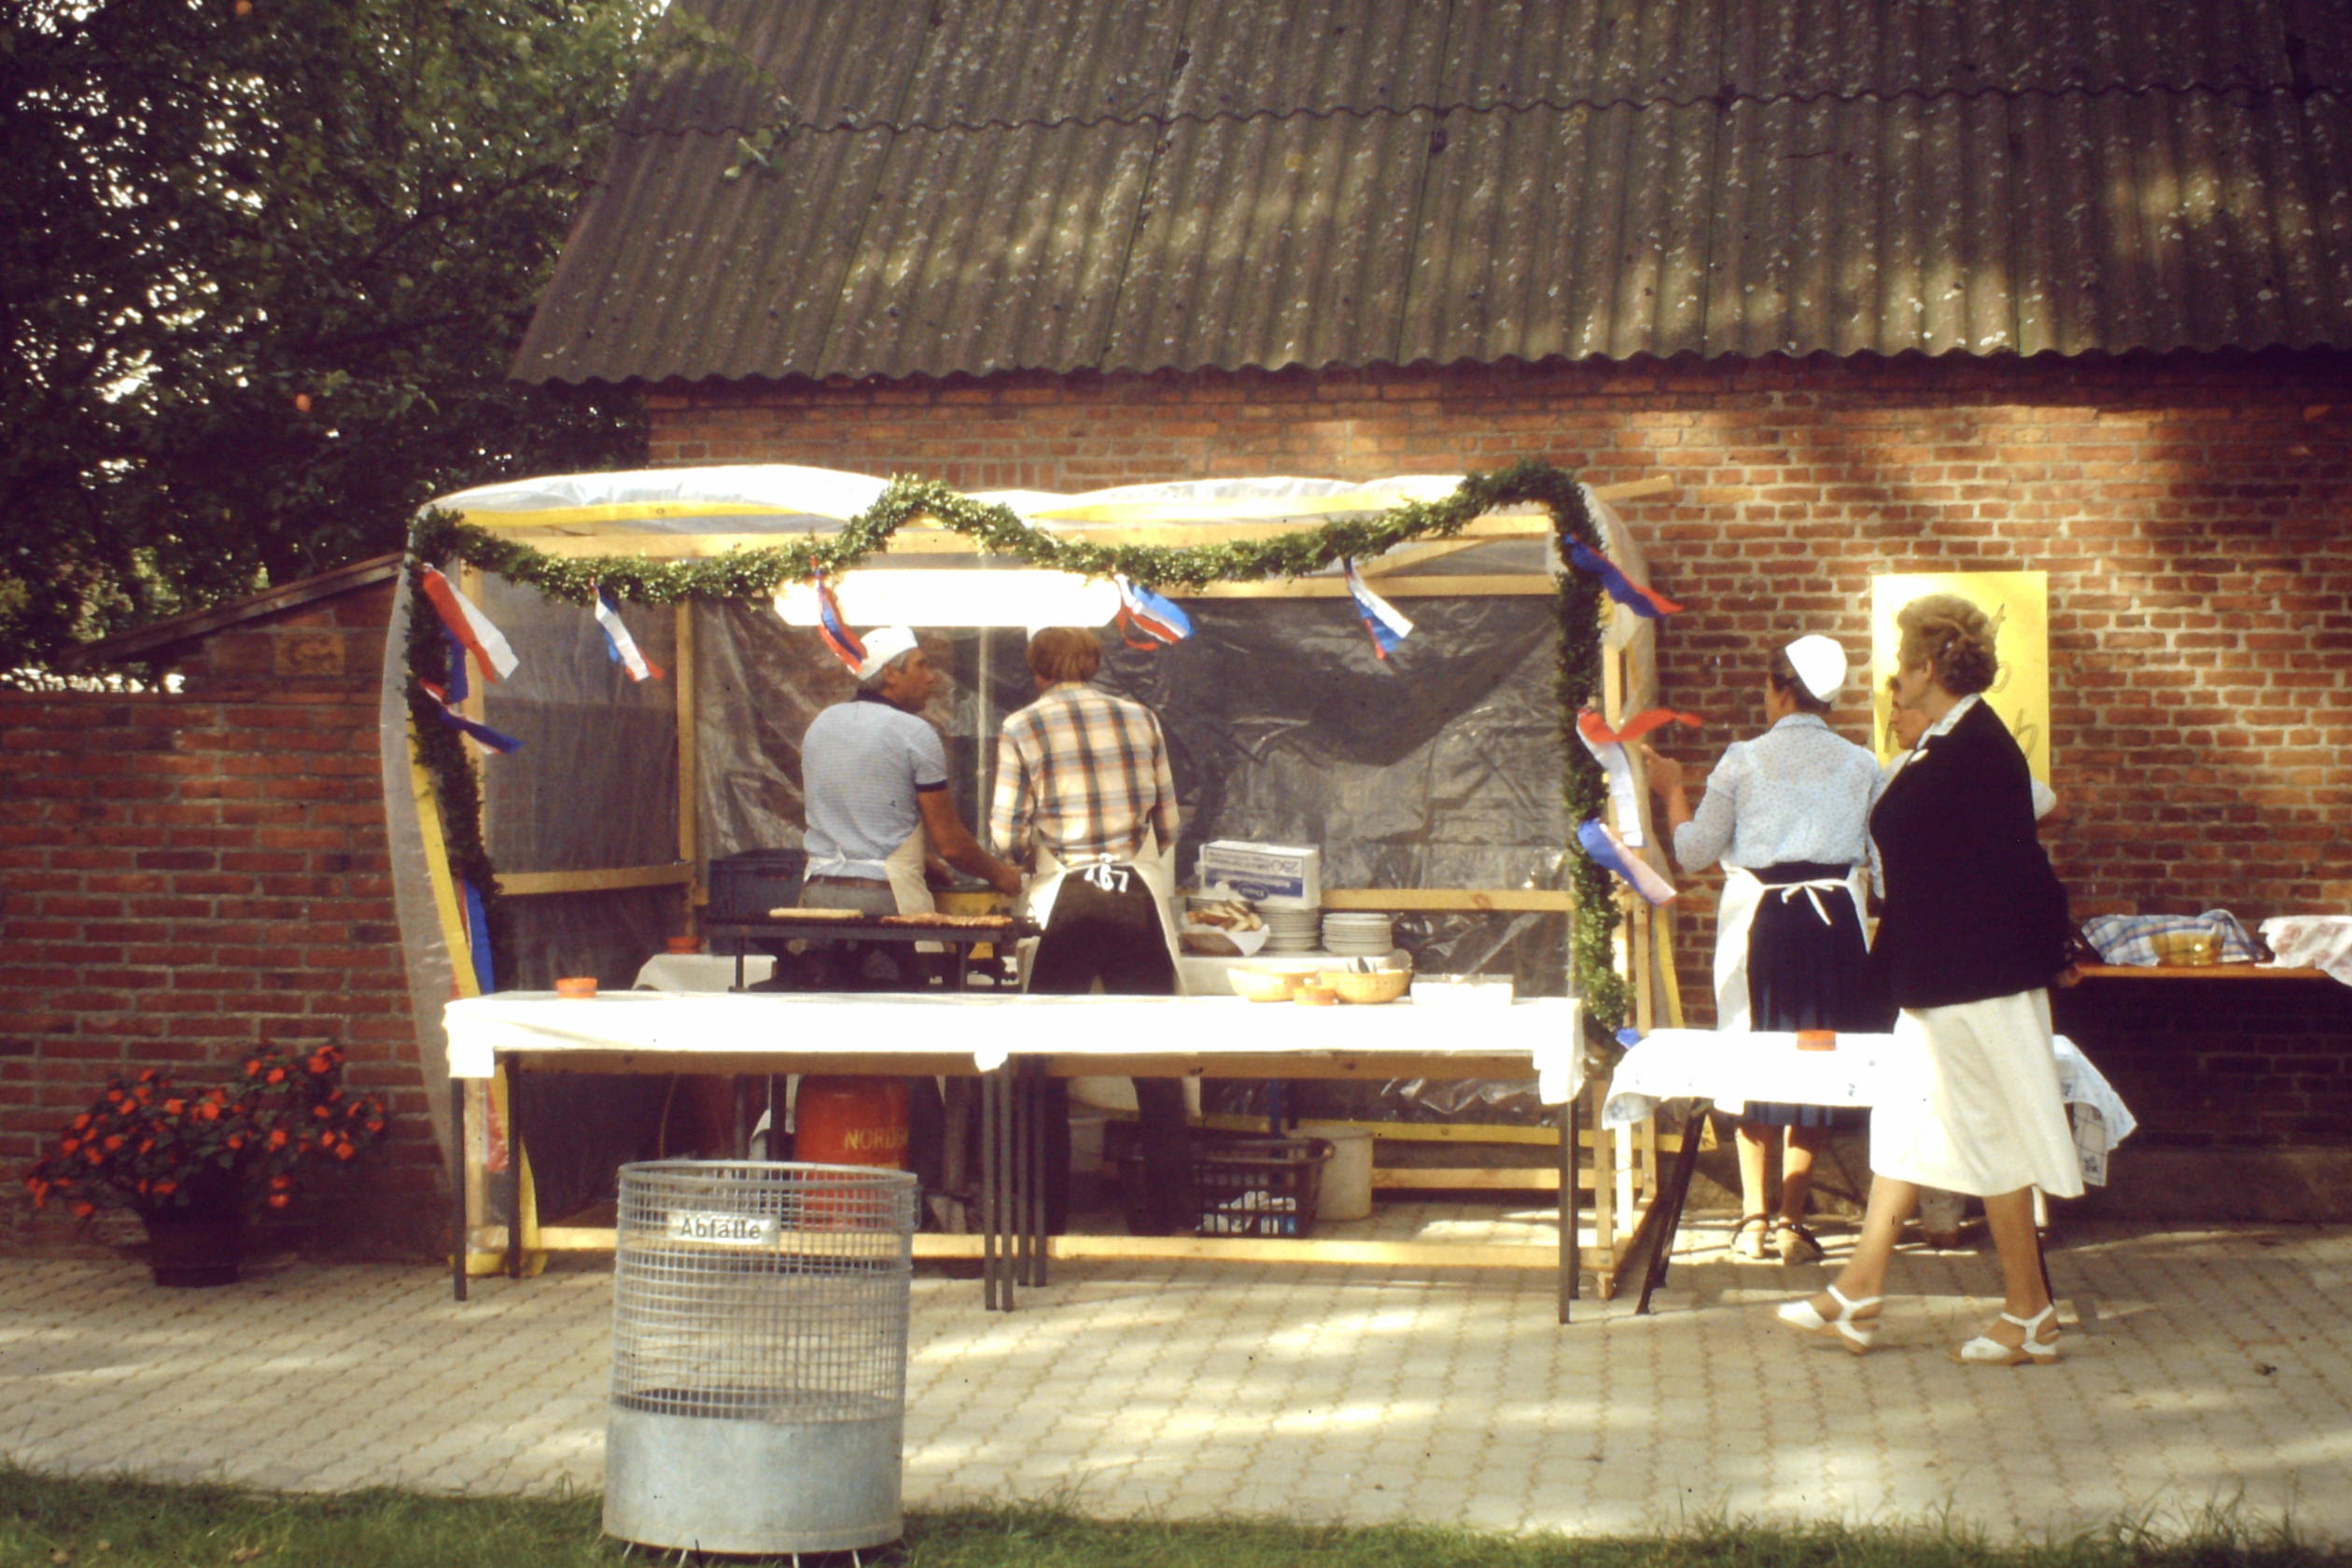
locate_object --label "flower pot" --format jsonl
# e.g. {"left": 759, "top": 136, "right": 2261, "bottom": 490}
{"left": 143, "top": 1210, "right": 246, "bottom": 1288}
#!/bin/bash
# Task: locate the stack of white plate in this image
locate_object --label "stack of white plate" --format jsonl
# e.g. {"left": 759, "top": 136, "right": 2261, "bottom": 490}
{"left": 1258, "top": 905, "right": 1323, "bottom": 954}
{"left": 1322, "top": 912, "right": 1394, "bottom": 956}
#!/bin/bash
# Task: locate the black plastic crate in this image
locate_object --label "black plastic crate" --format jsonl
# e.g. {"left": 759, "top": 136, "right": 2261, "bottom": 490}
{"left": 1121, "top": 1133, "right": 1332, "bottom": 1239}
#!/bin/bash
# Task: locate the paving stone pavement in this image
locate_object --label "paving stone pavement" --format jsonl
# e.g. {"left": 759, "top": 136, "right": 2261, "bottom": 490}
{"left": 3, "top": 1216, "right": 2347, "bottom": 1542}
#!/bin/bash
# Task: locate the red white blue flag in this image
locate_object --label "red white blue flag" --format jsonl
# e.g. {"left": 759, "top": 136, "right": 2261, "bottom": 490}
{"left": 1342, "top": 559, "right": 1414, "bottom": 660}
{"left": 418, "top": 565, "right": 519, "bottom": 682}
{"left": 418, "top": 679, "right": 522, "bottom": 754}
{"left": 594, "top": 587, "right": 664, "bottom": 682}
{"left": 1566, "top": 541, "right": 1683, "bottom": 618}
{"left": 1577, "top": 819, "right": 1677, "bottom": 904}
{"left": 811, "top": 573, "right": 866, "bottom": 673}
{"left": 1575, "top": 707, "right": 1703, "bottom": 747}
{"left": 1113, "top": 576, "right": 1194, "bottom": 649}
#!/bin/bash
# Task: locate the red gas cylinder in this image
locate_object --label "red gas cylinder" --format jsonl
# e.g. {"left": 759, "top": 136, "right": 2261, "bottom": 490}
{"left": 793, "top": 1076, "right": 910, "bottom": 1169}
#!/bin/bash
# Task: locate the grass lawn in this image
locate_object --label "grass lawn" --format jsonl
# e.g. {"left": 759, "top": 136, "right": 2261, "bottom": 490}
{"left": 2, "top": 1464, "right": 2344, "bottom": 1568}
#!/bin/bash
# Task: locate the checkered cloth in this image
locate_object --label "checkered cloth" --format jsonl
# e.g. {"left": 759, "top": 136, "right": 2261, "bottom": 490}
{"left": 2079, "top": 909, "right": 2262, "bottom": 966}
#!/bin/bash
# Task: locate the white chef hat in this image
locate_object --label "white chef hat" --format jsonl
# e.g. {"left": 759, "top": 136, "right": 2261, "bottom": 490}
{"left": 1783, "top": 634, "right": 1847, "bottom": 702}
{"left": 853, "top": 625, "right": 920, "bottom": 682}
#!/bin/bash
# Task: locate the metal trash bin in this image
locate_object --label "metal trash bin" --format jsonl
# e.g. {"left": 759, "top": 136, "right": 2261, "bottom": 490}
{"left": 604, "top": 1160, "right": 919, "bottom": 1557}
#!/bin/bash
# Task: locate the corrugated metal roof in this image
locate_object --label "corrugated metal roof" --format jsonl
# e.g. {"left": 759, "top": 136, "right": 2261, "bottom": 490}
{"left": 516, "top": 0, "right": 2352, "bottom": 385}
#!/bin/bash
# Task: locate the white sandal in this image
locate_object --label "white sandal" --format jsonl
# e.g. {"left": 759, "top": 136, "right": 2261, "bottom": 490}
{"left": 1775, "top": 1283, "right": 1880, "bottom": 1353}
{"left": 1953, "top": 1302, "right": 2062, "bottom": 1365}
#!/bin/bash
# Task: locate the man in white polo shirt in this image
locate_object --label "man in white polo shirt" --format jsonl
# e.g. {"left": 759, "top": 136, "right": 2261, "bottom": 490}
{"left": 790, "top": 628, "right": 1021, "bottom": 1213}
{"left": 800, "top": 625, "right": 1021, "bottom": 931}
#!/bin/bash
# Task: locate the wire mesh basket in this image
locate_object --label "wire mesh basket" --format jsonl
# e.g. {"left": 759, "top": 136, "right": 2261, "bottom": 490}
{"left": 604, "top": 1160, "right": 918, "bottom": 1556}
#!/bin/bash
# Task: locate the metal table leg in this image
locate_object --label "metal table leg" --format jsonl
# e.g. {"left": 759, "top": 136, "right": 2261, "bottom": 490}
{"left": 504, "top": 1062, "right": 525, "bottom": 1279}
{"left": 1637, "top": 1100, "right": 1711, "bottom": 1313}
{"left": 1021, "top": 1057, "right": 1048, "bottom": 1288}
{"left": 982, "top": 1062, "right": 1010, "bottom": 1310}
{"left": 1556, "top": 1092, "right": 1576, "bottom": 1323}
{"left": 450, "top": 1076, "right": 469, "bottom": 1303}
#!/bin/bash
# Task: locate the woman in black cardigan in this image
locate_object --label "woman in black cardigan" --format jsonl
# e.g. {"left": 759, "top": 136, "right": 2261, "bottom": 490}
{"left": 1778, "top": 595, "right": 2080, "bottom": 1364}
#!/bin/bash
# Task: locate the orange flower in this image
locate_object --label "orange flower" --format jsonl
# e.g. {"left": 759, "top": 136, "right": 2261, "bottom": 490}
{"left": 104, "top": 1134, "right": 125, "bottom": 1152}
{"left": 267, "top": 1129, "right": 288, "bottom": 1151}
{"left": 152, "top": 1178, "right": 176, "bottom": 1197}
{"left": 59, "top": 1137, "right": 79, "bottom": 1156}
{"left": 162, "top": 1099, "right": 185, "bottom": 1115}
{"left": 265, "top": 1068, "right": 287, "bottom": 1085}
{"left": 269, "top": 1174, "right": 291, "bottom": 1190}
{"left": 72, "top": 1113, "right": 92, "bottom": 1130}
{"left": 267, "top": 1193, "right": 289, "bottom": 1210}
{"left": 73, "top": 1201, "right": 95, "bottom": 1218}
{"left": 333, "top": 1143, "right": 355, "bottom": 1161}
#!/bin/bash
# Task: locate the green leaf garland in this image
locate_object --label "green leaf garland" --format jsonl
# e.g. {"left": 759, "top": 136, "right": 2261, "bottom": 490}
{"left": 406, "top": 458, "right": 1631, "bottom": 1037}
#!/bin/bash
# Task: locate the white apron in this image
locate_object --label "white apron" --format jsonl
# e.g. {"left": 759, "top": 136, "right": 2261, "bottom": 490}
{"left": 1711, "top": 864, "right": 1869, "bottom": 1114}
{"left": 1016, "top": 836, "right": 1186, "bottom": 990}
{"left": 1017, "top": 837, "right": 1191, "bottom": 1118}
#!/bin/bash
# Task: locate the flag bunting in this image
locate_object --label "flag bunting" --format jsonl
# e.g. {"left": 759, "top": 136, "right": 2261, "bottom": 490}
{"left": 418, "top": 565, "right": 519, "bottom": 682}
{"left": 811, "top": 573, "right": 866, "bottom": 673}
{"left": 1577, "top": 819, "right": 1677, "bottom": 905}
{"left": 1113, "top": 575, "right": 1194, "bottom": 649}
{"left": 419, "top": 679, "right": 523, "bottom": 754}
{"left": 1342, "top": 559, "right": 1414, "bottom": 659}
{"left": 594, "top": 587, "right": 665, "bottom": 681}
{"left": 1566, "top": 541, "right": 1683, "bottom": 618}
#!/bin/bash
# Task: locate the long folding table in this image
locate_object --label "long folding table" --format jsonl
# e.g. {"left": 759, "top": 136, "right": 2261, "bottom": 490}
{"left": 442, "top": 990, "right": 1589, "bottom": 1316}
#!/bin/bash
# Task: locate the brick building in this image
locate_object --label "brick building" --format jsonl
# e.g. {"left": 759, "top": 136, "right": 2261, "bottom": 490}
{"left": 6, "top": 0, "right": 2348, "bottom": 1250}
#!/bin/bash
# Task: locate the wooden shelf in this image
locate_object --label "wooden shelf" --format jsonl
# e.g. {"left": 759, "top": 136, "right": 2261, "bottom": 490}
{"left": 2072, "top": 964, "right": 2330, "bottom": 981}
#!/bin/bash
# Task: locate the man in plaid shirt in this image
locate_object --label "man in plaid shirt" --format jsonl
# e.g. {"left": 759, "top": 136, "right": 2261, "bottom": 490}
{"left": 992, "top": 626, "right": 1190, "bottom": 1232}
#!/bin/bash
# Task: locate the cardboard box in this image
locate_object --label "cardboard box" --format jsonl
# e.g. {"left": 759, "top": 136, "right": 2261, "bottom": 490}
{"left": 1196, "top": 841, "right": 1322, "bottom": 908}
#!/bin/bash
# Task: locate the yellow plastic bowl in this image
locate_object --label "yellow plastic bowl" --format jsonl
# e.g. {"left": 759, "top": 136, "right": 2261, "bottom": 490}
{"left": 1228, "top": 967, "right": 1318, "bottom": 1002}
{"left": 1330, "top": 969, "right": 1411, "bottom": 1004}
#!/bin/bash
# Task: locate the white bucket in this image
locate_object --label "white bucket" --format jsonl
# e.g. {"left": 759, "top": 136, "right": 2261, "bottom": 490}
{"left": 1297, "top": 1122, "right": 1373, "bottom": 1223}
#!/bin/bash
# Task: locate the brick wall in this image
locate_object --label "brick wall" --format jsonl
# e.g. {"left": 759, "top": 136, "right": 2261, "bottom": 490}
{"left": 0, "top": 583, "right": 443, "bottom": 1256}
{"left": 651, "top": 347, "right": 2352, "bottom": 1148}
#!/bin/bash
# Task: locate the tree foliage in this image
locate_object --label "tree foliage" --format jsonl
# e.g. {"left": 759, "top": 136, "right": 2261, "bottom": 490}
{"left": 0, "top": 0, "right": 668, "bottom": 674}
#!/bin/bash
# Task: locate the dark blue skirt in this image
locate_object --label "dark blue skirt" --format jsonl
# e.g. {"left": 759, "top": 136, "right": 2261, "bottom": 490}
{"left": 1741, "top": 861, "right": 1891, "bottom": 1129}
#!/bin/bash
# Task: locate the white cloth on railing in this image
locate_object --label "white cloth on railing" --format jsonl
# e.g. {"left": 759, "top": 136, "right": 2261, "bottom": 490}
{"left": 2258, "top": 917, "right": 2352, "bottom": 987}
{"left": 1601, "top": 1028, "right": 2135, "bottom": 1186}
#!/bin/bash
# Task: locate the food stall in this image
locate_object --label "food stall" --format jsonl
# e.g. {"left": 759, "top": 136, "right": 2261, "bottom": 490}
{"left": 378, "top": 462, "right": 1688, "bottom": 1307}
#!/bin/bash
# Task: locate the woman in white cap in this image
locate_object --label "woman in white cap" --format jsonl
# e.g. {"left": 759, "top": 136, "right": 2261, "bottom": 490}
{"left": 1643, "top": 634, "right": 1889, "bottom": 1264}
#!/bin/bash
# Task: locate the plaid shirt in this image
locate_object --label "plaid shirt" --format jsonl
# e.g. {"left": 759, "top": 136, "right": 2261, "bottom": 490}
{"left": 990, "top": 682, "right": 1180, "bottom": 868}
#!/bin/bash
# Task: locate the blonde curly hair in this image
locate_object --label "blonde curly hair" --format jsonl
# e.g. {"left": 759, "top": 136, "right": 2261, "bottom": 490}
{"left": 1895, "top": 594, "right": 1999, "bottom": 695}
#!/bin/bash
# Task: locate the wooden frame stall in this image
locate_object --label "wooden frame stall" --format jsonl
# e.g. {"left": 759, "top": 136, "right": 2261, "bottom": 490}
{"left": 418, "top": 472, "right": 1687, "bottom": 1296}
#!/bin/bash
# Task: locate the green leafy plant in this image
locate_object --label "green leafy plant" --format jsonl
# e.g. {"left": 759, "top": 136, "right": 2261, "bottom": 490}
{"left": 21, "top": 1045, "right": 388, "bottom": 1221}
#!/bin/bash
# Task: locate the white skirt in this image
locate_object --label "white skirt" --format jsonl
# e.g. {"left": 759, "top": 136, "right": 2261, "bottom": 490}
{"left": 1868, "top": 989, "right": 2084, "bottom": 1198}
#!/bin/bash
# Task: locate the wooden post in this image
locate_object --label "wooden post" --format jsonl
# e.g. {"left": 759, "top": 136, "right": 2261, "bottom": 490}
{"left": 674, "top": 601, "right": 701, "bottom": 933}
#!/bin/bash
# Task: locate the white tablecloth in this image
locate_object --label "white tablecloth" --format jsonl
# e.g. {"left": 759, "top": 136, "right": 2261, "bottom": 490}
{"left": 445, "top": 992, "right": 1586, "bottom": 1103}
{"left": 1602, "top": 1029, "right": 2136, "bottom": 1183}
{"left": 632, "top": 953, "right": 775, "bottom": 991}
{"left": 2260, "top": 916, "right": 2352, "bottom": 987}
